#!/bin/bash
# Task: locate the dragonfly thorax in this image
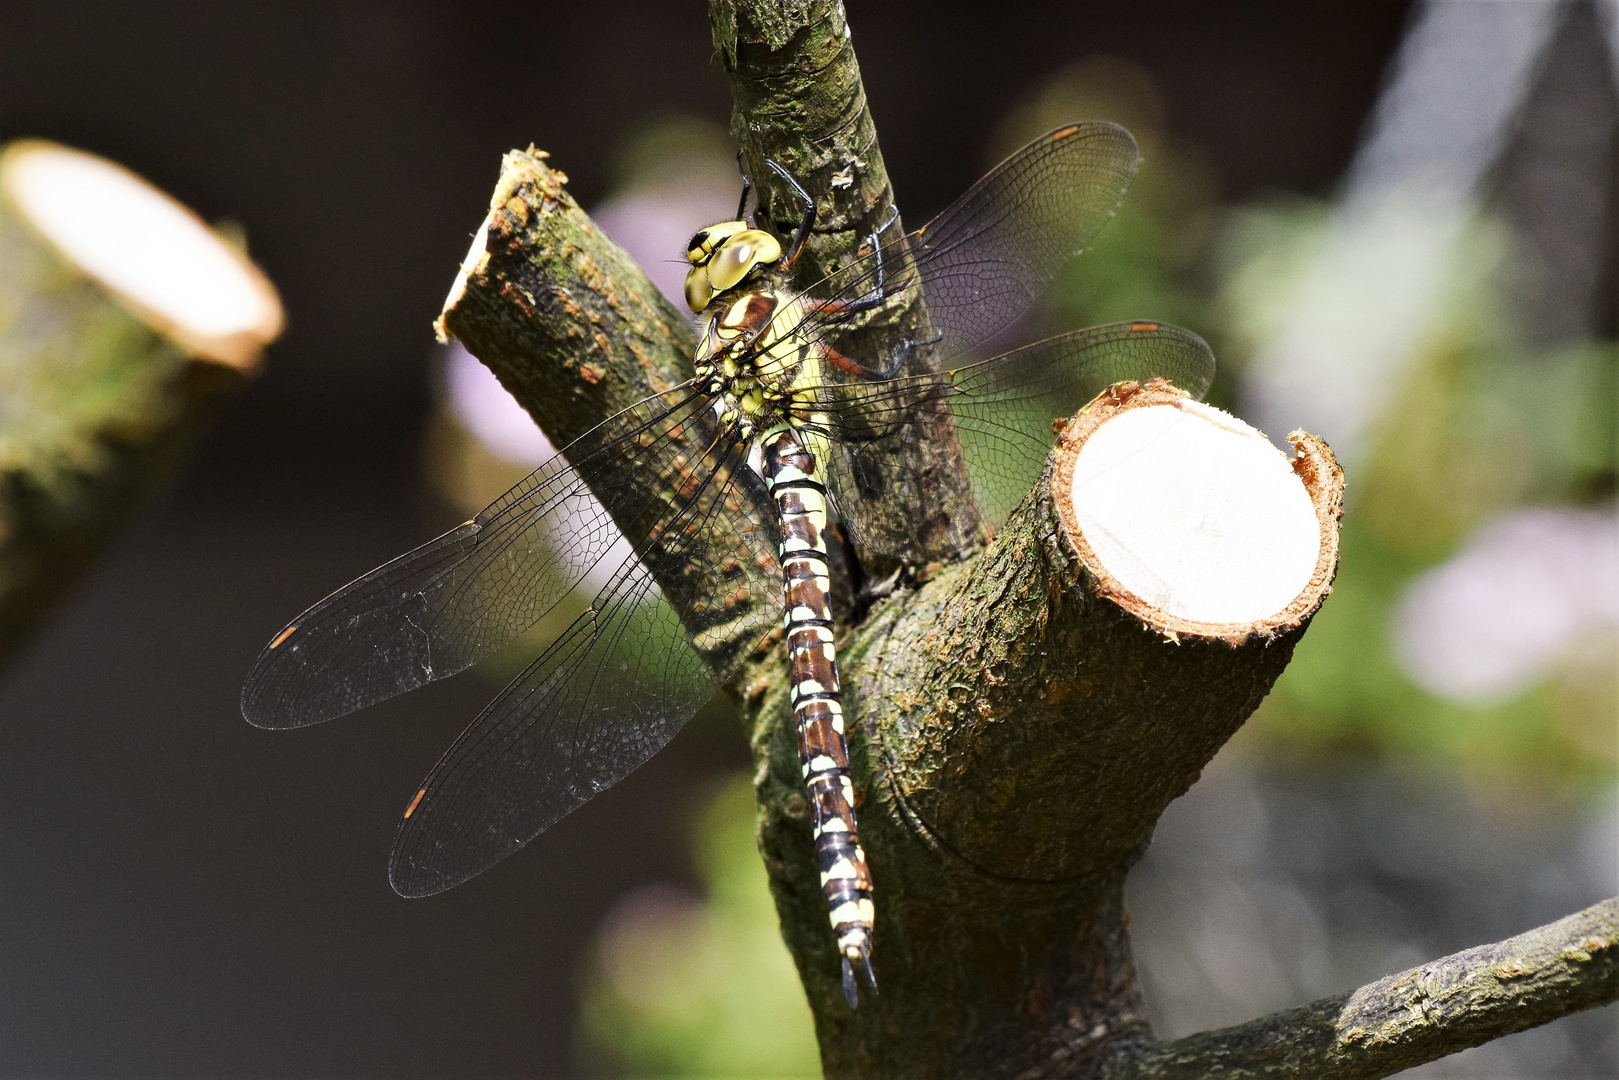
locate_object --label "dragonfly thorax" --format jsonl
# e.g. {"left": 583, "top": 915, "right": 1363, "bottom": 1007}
{"left": 694, "top": 287, "right": 820, "bottom": 437}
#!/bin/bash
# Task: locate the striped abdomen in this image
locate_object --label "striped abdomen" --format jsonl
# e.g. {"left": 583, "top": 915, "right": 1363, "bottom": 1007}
{"left": 760, "top": 423, "right": 876, "bottom": 1008}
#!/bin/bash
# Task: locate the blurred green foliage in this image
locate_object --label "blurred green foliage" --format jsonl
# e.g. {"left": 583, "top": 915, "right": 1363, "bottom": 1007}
{"left": 991, "top": 58, "right": 1223, "bottom": 387}
{"left": 580, "top": 773, "right": 819, "bottom": 1077}
{"left": 1219, "top": 199, "right": 1616, "bottom": 787}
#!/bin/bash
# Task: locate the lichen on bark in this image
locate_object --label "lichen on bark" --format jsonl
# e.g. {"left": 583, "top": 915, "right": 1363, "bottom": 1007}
{"left": 1109, "top": 897, "right": 1619, "bottom": 1080}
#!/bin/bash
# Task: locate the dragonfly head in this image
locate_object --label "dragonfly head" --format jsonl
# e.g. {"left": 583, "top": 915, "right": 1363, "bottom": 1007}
{"left": 684, "top": 220, "right": 782, "bottom": 312}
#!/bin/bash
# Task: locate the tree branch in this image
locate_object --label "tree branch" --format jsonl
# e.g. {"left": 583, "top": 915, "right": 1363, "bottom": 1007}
{"left": 435, "top": 148, "right": 692, "bottom": 451}
{"left": 432, "top": 5, "right": 1605, "bottom": 1079}
{"left": 0, "top": 140, "right": 278, "bottom": 666}
{"left": 1107, "top": 896, "right": 1619, "bottom": 1080}
{"left": 434, "top": 149, "right": 777, "bottom": 665}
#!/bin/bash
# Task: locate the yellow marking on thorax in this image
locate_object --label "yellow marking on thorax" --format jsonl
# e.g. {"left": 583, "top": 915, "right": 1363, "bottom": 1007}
{"left": 695, "top": 289, "right": 834, "bottom": 447}
{"left": 717, "top": 295, "right": 758, "bottom": 337}
{"left": 755, "top": 293, "right": 815, "bottom": 383}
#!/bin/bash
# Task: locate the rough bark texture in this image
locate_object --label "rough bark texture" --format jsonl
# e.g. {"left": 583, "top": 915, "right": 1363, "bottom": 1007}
{"left": 435, "top": 149, "right": 777, "bottom": 665}
{"left": 0, "top": 174, "right": 259, "bottom": 667}
{"left": 433, "top": 1, "right": 1619, "bottom": 1076}
{"left": 745, "top": 382, "right": 1342, "bottom": 1079}
{"left": 434, "top": 150, "right": 693, "bottom": 451}
{"left": 1108, "top": 897, "right": 1619, "bottom": 1080}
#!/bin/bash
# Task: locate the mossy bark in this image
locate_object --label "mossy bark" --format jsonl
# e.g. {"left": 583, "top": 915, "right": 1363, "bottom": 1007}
{"left": 0, "top": 182, "right": 255, "bottom": 666}
{"left": 434, "top": 1, "right": 1619, "bottom": 1076}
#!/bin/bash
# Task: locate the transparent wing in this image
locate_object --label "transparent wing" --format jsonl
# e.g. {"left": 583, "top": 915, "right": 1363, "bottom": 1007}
{"left": 389, "top": 441, "right": 781, "bottom": 896}
{"left": 815, "top": 322, "right": 1216, "bottom": 545}
{"left": 792, "top": 122, "right": 1142, "bottom": 370}
{"left": 241, "top": 382, "right": 772, "bottom": 729}
{"left": 389, "top": 562, "right": 711, "bottom": 895}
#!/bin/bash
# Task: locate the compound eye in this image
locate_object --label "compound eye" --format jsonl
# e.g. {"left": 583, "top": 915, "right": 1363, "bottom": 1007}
{"left": 686, "top": 231, "right": 710, "bottom": 265}
{"left": 684, "top": 266, "right": 713, "bottom": 312}
{"left": 707, "top": 239, "right": 756, "bottom": 291}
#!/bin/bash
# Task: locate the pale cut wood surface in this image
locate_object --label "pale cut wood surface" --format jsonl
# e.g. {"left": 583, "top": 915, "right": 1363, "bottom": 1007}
{"left": 1069, "top": 400, "right": 1324, "bottom": 627}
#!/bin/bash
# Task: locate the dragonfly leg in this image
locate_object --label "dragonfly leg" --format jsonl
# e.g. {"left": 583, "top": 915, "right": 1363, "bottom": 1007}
{"left": 824, "top": 344, "right": 883, "bottom": 379}
{"left": 817, "top": 204, "right": 901, "bottom": 317}
{"left": 878, "top": 329, "right": 944, "bottom": 379}
{"left": 765, "top": 160, "right": 817, "bottom": 271}
{"left": 734, "top": 151, "right": 752, "bottom": 222}
{"left": 823, "top": 327, "right": 941, "bottom": 381}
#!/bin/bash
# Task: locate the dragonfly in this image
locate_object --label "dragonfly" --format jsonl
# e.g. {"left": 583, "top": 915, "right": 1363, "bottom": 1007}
{"left": 241, "top": 122, "right": 1215, "bottom": 1008}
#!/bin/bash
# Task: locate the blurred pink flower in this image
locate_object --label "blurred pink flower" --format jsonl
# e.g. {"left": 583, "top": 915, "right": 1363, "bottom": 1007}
{"left": 443, "top": 340, "right": 555, "bottom": 466}
{"left": 1394, "top": 507, "right": 1619, "bottom": 701}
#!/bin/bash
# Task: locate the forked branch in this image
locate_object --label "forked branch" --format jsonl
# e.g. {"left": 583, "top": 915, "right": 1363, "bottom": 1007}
{"left": 432, "top": 1, "right": 1618, "bottom": 1077}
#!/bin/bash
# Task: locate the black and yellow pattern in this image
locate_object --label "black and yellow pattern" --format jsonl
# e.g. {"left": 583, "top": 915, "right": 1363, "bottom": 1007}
{"left": 687, "top": 203, "right": 879, "bottom": 1003}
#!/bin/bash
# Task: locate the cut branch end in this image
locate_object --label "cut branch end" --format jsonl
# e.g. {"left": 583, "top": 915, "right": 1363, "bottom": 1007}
{"left": 1, "top": 139, "right": 283, "bottom": 371}
{"left": 0, "top": 138, "right": 279, "bottom": 665}
{"left": 1054, "top": 379, "right": 1343, "bottom": 645}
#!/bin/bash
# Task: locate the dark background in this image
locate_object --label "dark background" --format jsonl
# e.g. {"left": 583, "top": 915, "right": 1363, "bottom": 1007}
{"left": 0, "top": 2, "right": 1408, "bottom": 1074}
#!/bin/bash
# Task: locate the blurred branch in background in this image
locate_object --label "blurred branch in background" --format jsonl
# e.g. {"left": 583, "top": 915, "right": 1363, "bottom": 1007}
{"left": 0, "top": 140, "right": 280, "bottom": 668}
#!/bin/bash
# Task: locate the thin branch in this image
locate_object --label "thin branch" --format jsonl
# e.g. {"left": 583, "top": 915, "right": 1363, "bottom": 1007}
{"left": 1108, "top": 896, "right": 1619, "bottom": 1080}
